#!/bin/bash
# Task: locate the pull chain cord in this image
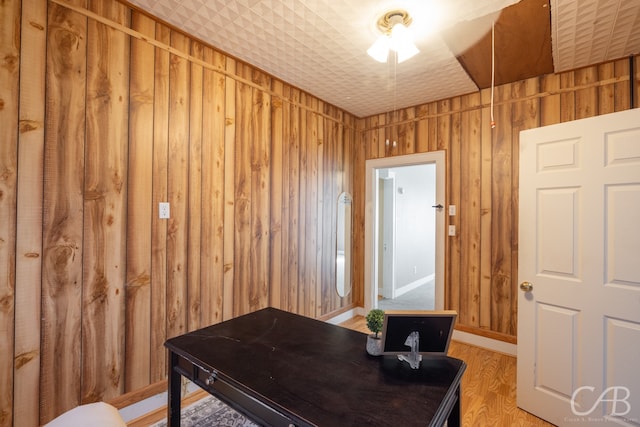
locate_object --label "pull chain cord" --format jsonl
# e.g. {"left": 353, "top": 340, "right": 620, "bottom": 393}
{"left": 490, "top": 21, "right": 496, "bottom": 129}
{"left": 386, "top": 50, "right": 398, "bottom": 148}
{"left": 393, "top": 50, "right": 397, "bottom": 147}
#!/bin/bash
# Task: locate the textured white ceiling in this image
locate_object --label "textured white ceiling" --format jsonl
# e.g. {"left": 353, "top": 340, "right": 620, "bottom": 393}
{"left": 128, "top": 0, "right": 640, "bottom": 117}
{"left": 551, "top": 0, "right": 640, "bottom": 72}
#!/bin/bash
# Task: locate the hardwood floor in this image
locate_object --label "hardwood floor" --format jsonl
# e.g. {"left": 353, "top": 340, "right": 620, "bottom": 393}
{"left": 130, "top": 316, "right": 555, "bottom": 426}
{"left": 340, "top": 316, "right": 555, "bottom": 427}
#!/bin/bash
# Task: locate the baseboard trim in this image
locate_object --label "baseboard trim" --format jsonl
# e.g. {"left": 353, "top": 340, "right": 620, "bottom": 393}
{"left": 324, "top": 307, "right": 363, "bottom": 324}
{"left": 452, "top": 329, "right": 517, "bottom": 357}
{"left": 394, "top": 274, "right": 434, "bottom": 298}
{"left": 118, "top": 380, "right": 201, "bottom": 423}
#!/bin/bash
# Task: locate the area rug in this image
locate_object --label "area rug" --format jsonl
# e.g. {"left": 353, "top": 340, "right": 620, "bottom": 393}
{"left": 151, "top": 395, "right": 259, "bottom": 427}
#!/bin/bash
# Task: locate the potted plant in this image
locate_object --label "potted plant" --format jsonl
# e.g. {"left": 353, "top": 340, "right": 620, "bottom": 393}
{"left": 365, "top": 308, "right": 385, "bottom": 356}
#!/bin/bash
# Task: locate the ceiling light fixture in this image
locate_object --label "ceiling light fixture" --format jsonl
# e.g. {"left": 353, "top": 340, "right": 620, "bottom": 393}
{"left": 367, "top": 10, "right": 420, "bottom": 63}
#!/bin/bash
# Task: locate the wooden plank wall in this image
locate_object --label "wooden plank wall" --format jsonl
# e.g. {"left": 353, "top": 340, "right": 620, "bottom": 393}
{"left": 3, "top": 0, "right": 639, "bottom": 424}
{"left": 2, "top": 0, "right": 356, "bottom": 424}
{"left": 353, "top": 55, "right": 639, "bottom": 342}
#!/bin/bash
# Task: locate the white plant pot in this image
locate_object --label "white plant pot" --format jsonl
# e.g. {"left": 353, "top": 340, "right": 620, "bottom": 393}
{"left": 366, "top": 335, "right": 383, "bottom": 356}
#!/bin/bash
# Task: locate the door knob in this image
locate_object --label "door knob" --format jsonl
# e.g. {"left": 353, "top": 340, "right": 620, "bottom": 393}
{"left": 519, "top": 281, "right": 533, "bottom": 292}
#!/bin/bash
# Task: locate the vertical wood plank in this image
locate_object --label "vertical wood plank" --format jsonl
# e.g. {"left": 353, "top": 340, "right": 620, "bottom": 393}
{"left": 447, "top": 98, "right": 461, "bottom": 319}
{"left": 352, "top": 120, "right": 366, "bottom": 308}
{"left": 343, "top": 113, "right": 355, "bottom": 308}
{"left": 223, "top": 58, "right": 236, "bottom": 321}
{"left": 415, "top": 104, "right": 429, "bottom": 153}
{"left": 287, "top": 88, "right": 301, "bottom": 313}
{"left": 234, "top": 63, "right": 252, "bottom": 316}
{"left": 575, "top": 66, "right": 598, "bottom": 119}
{"left": 41, "top": 1, "right": 87, "bottom": 421}
{"left": 540, "top": 73, "right": 560, "bottom": 126}
{"left": 598, "top": 62, "right": 615, "bottom": 115}
{"left": 187, "top": 41, "right": 203, "bottom": 331}
{"left": 614, "top": 58, "right": 631, "bottom": 111}
{"left": 250, "top": 69, "right": 271, "bottom": 313}
{"left": 125, "top": 10, "right": 154, "bottom": 392}
{"left": 365, "top": 116, "right": 377, "bottom": 160}
{"left": 460, "top": 93, "right": 482, "bottom": 327}
{"left": 315, "top": 102, "right": 325, "bottom": 315}
{"left": 510, "top": 77, "right": 539, "bottom": 334}
{"left": 479, "top": 88, "right": 493, "bottom": 330}
{"left": 635, "top": 56, "right": 640, "bottom": 108}
{"left": 490, "top": 82, "right": 514, "bottom": 335}
{"left": 0, "top": 0, "right": 20, "bottom": 424}
{"left": 560, "top": 70, "right": 576, "bottom": 122}
{"left": 297, "top": 93, "right": 308, "bottom": 316}
{"left": 305, "top": 98, "right": 318, "bottom": 317}
{"left": 437, "top": 99, "right": 454, "bottom": 311}
{"left": 387, "top": 111, "right": 398, "bottom": 157}
{"left": 377, "top": 113, "right": 386, "bottom": 158}
{"left": 14, "top": 0, "right": 46, "bottom": 424}
{"left": 428, "top": 102, "right": 438, "bottom": 152}
{"left": 270, "top": 80, "right": 284, "bottom": 310}
{"left": 200, "top": 47, "right": 226, "bottom": 326}
{"left": 82, "top": 0, "right": 129, "bottom": 403}
{"left": 400, "top": 107, "right": 415, "bottom": 155}
{"left": 327, "top": 108, "right": 340, "bottom": 312}
{"left": 166, "top": 32, "right": 190, "bottom": 338}
{"left": 280, "top": 85, "right": 292, "bottom": 312}
{"left": 150, "top": 22, "right": 170, "bottom": 383}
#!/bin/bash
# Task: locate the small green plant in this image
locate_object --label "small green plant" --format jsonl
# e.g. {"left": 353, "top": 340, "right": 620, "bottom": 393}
{"left": 365, "top": 309, "right": 385, "bottom": 338}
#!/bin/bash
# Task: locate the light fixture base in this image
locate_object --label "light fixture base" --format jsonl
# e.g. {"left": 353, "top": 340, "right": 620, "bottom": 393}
{"left": 376, "top": 10, "right": 413, "bottom": 35}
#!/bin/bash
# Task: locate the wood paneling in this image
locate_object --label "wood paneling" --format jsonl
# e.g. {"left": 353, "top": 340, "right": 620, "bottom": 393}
{"left": 41, "top": 0, "right": 87, "bottom": 421}
{"left": 83, "top": 0, "right": 129, "bottom": 403}
{"left": 4, "top": 0, "right": 639, "bottom": 425}
{"left": 5, "top": 0, "right": 355, "bottom": 424}
{"left": 354, "top": 56, "right": 638, "bottom": 339}
{"left": 149, "top": 21, "right": 170, "bottom": 385}
{"left": 125, "top": 10, "right": 154, "bottom": 393}
{"left": 14, "top": 0, "right": 47, "bottom": 425}
{"left": 1, "top": 0, "right": 20, "bottom": 425}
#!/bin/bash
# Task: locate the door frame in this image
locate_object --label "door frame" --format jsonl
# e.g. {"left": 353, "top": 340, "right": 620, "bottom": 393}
{"left": 364, "top": 151, "right": 446, "bottom": 313}
{"left": 379, "top": 173, "right": 395, "bottom": 299}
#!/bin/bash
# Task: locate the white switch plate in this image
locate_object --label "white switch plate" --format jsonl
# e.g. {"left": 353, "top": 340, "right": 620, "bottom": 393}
{"left": 448, "top": 225, "right": 456, "bottom": 236}
{"left": 159, "top": 202, "right": 170, "bottom": 219}
{"left": 449, "top": 205, "right": 456, "bottom": 216}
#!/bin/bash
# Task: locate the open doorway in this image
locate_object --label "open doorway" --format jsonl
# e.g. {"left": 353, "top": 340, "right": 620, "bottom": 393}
{"left": 364, "top": 152, "right": 446, "bottom": 313}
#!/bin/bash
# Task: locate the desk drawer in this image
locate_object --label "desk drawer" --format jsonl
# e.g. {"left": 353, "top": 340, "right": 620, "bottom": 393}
{"left": 192, "top": 362, "right": 303, "bottom": 427}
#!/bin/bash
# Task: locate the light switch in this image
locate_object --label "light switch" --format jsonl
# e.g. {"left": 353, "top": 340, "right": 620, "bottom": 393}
{"left": 448, "top": 225, "right": 456, "bottom": 236}
{"left": 449, "top": 205, "right": 456, "bottom": 216}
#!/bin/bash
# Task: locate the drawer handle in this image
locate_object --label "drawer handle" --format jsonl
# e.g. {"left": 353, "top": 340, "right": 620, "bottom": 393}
{"left": 205, "top": 372, "right": 217, "bottom": 385}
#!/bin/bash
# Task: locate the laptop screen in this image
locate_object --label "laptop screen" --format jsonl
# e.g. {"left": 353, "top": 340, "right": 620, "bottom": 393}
{"left": 380, "top": 310, "right": 457, "bottom": 356}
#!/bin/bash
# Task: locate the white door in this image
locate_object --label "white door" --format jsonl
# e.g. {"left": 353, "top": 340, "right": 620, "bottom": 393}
{"left": 517, "top": 108, "right": 640, "bottom": 426}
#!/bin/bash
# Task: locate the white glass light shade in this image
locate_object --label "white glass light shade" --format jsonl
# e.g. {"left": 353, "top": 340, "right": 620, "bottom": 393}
{"left": 367, "top": 22, "right": 419, "bottom": 63}
{"left": 367, "top": 35, "right": 390, "bottom": 63}
{"left": 396, "top": 42, "right": 419, "bottom": 63}
{"left": 391, "top": 23, "right": 419, "bottom": 63}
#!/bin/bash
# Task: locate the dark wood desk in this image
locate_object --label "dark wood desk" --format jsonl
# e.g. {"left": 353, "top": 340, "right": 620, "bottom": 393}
{"left": 165, "top": 307, "right": 466, "bottom": 426}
